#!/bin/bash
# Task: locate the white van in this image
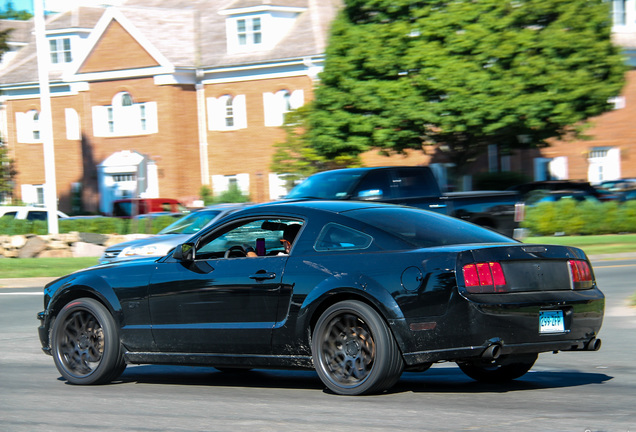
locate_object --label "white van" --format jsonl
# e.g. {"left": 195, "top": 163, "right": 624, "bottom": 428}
{"left": 0, "top": 206, "right": 69, "bottom": 221}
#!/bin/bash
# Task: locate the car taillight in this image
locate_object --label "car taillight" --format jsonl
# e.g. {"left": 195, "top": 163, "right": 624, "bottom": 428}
{"left": 462, "top": 262, "right": 507, "bottom": 293}
{"left": 569, "top": 259, "right": 594, "bottom": 290}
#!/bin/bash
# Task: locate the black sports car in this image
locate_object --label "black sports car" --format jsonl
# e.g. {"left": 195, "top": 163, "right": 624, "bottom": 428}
{"left": 37, "top": 201, "right": 604, "bottom": 395}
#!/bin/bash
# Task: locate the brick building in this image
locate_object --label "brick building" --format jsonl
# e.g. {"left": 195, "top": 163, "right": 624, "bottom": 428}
{"left": 0, "top": 0, "right": 635, "bottom": 215}
{"left": 0, "top": 0, "right": 338, "bottom": 213}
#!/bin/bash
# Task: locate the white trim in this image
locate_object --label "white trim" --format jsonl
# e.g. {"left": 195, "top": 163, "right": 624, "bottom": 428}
{"left": 70, "top": 65, "right": 175, "bottom": 82}
{"left": 219, "top": 6, "right": 306, "bottom": 15}
{"left": 154, "top": 71, "right": 196, "bottom": 85}
{"left": 65, "top": 7, "right": 174, "bottom": 81}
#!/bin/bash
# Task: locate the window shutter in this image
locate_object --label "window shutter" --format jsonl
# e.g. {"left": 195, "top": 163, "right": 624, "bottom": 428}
{"left": 234, "top": 95, "right": 247, "bottom": 129}
{"left": 21, "top": 184, "right": 37, "bottom": 205}
{"left": 92, "top": 105, "right": 109, "bottom": 137}
{"left": 143, "top": 102, "right": 159, "bottom": 134}
{"left": 290, "top": 90, "right": 304, "bottom": 109}
{"left": 65, "top": 108, "right": 80, "bottom": 140}
{"left": 212, "top": 174, "right": 229, "bottom": 194}
{"left": 15, "top": 112, "right": 29, "bottom": 143}
{"left": 236, "top": 173, "right": 250, "bottom": 195}
{"left": 263, "top": 92, "right": 280, "bottom": 127}
{"left": 207, "top": 97, "right": 223, "bottom": 131}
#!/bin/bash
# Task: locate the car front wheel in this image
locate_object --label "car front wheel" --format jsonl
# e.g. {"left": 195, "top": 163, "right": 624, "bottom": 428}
{"left": 51, "top": 298, "right": 122, "bottom": 385}
{"left": 312, "top": 300, "right": 404, "bottom": 395}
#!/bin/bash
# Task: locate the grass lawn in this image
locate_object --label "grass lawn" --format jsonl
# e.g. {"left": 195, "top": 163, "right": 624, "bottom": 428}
{"left": 0, "top": 257, "right": 98, "bottom": 278}
{"left": 524, "top": 234, "right": 636, "bottom": 256}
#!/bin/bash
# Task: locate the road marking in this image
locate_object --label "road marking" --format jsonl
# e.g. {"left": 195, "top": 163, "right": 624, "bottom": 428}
{"left": 0, "top": 292, "right": 42, "bottom": 296}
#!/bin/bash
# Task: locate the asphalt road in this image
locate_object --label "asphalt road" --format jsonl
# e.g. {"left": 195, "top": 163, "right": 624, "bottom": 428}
{"left": 0, "top": 259, "right": 634, "bottom": 432}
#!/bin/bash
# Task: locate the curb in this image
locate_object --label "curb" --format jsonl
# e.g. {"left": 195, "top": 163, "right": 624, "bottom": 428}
{"left": 0, "top": 277, "right": 58, "bottom": 289}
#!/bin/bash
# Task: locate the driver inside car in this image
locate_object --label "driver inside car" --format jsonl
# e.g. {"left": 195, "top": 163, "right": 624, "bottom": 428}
{"left": 244, "top": 224, "right": 301, "bottom": 257}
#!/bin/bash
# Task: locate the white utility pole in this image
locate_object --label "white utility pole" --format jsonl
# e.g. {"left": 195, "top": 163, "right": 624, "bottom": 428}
{"left": 33, "top": 0, "right": 59, "bottom": 234}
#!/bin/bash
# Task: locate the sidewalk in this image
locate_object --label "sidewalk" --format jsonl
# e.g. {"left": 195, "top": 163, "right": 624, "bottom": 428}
{"left": 0, "top": 277, "right": 57, "bottom": 289}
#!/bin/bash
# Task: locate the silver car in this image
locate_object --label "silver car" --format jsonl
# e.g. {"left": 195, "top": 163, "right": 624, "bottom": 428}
{"left": 100, "top": 203, "right": 248, "bottom": 263}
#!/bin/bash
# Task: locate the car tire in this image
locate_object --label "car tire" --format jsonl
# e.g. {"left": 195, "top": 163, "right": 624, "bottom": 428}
{"left": 51, "top": 298, "right": 122, "bottom": 385}
{"left": 312, "top": 300, "right": 404, "bottom": 395}
{"left": 457, "top": 354, "right": 538, "bottom": 383}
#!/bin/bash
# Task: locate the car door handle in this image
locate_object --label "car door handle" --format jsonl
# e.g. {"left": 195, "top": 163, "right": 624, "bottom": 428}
{"left": 250, "top": 272, "right": 276, "bottom": 280}
{"left": 429, "top": 204, "right": 447, "bottom": 208}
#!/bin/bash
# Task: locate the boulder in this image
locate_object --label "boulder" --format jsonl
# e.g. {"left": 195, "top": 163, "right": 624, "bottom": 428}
{"left": 18, "top": 236, "right": 48, "bottom": 258}
{"left": 72, "top": 242, "right": 106, "bottom": 258}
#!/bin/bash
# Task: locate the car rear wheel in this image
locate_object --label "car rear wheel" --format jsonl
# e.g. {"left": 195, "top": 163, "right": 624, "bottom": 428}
{"left": 312, "top": 300, "right": 404, "bottom": 395}
{"left": 51, "top": 298, "right": 122, "bottom": 385}
{"left": 457, "top": 354, "right": 538, "bottom": 383}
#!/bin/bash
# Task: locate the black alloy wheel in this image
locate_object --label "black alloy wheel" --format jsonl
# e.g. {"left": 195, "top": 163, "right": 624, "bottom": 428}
{"left": 457, "top": 353, "right": 538, "bottom": 383}
{"left": 51, "top": 298, "right": 123, "bottom": 385}
{"left": 312, "top": 300, "right": 404, "bottom": 395}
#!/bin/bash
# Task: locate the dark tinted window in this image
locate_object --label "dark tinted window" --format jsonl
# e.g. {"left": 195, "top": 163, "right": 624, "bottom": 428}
{"left": 287, "top": 170, "right": 364, "bottom": 199}
{"left": 314, "top": 223, "right": 373, "bottom": 251}
{"left": 393, "top": 168, "right": 440, "bottom": 197}
{"left": 351, "top": 170, "right": 392, "bottom": 199}
{"left": 26, "top": 211, "right": 47, "bottom": 221}
{"left": 345, "top": 207, "right": 515, "bottom": 248}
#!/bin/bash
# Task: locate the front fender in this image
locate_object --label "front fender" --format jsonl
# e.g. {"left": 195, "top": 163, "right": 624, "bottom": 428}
{"left": 46, "top": 272, "right": 123, "bottom": 319}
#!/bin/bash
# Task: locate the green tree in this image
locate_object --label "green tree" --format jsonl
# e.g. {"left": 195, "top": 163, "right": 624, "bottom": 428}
{"left": 0, "top": 140, "right": 17, "bottom": 202}
{"left": 310, "top": 0, "right": 626, "bottom": 174}
{"left": 270, "top": 104, "right": 361, "bottom": 192}
{"left": 0, "top": 2, "right": 33, "bottom": 20}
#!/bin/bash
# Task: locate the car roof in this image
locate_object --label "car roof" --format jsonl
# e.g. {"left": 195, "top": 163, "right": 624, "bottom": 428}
{"left": 240, "top": 199, "right": 395, "bottom": 215}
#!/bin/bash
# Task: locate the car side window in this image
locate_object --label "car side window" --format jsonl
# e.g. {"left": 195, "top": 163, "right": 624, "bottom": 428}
{"left": 314, "top": 223, "right": 373, "bottom": 252}
{"left": 196, "top": 218, "right": 303, "bottom": 258}
{"left": 351, "top": 170, "right": 392, "bottom": 200}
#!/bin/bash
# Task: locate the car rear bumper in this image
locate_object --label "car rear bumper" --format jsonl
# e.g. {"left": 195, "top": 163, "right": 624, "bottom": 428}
{"left": 392, "top": 288, "right": 604, "bottom": 367}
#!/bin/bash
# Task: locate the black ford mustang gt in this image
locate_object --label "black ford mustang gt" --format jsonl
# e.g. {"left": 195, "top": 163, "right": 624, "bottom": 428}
{"left": 37, "top": 201, "right": 604, "bottom": 395}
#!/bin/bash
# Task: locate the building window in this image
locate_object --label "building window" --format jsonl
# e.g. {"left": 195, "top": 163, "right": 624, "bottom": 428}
{"left": 207, "top": 94, "right": 247, "bottom": 131}
{"left": 587, "top": 147, "right": 620, "bottom": 184}
{"left": 15, "top": 110, "right": 42, "bottom": 144}
{"left": 612, "top": 0, "right": 627, "bottom": 25}
{"left": 225, "top": 97, "right": 235, "bottom": 127}
{"left": 237, "top": 17, "right": 262, "bottom": 46}
{"left": 92, "top": 92, "right": 158, "bottom": 137}
{"left": 49, "top": 38, "right": 72, "bottom": 64}
{"left": 263, "top": 89, "right": 304, "bottom": 127}
{"left": 32, "top": 112, "right": 40, "bottom": 141}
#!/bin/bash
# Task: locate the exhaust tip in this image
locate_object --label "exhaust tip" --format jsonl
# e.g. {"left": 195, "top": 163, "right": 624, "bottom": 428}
{"left": 586, "top": 338, "right": 602, "bottom": 351}
{"left": 482, "top": 343, "right": 502, "bottom": 359}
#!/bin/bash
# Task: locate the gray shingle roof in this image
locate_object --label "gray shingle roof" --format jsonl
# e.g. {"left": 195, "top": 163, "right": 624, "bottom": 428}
{"left": 0, "top": 0, "right": 341, "bottom": 86}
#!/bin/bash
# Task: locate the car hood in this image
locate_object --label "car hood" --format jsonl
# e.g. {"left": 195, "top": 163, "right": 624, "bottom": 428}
{"left": 105, "top": 233, "right": 191, "bottom": 251}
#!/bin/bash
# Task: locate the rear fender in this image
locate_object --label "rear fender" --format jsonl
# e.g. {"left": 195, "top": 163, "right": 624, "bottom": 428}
{"left": 295, "top": 273, "right": 406, "bottom": 347}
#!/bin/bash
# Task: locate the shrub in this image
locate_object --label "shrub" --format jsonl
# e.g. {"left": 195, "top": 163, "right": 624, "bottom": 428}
{"left": 522, "top": 200, "right": 635, "bottom": 236}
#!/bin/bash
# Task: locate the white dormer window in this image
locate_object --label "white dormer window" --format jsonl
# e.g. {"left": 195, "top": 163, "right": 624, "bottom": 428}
{"left": 237, "top": 17, "right": 262, "bottom": 47}
{"left": 221, "top": 5, "right": 306, "bottom": 54}
{"left": 49, "top": 37, "right": 72, "bottom": 64}
{"left": 92, "top": 92, "right": 158, "bottom": 137}
{"left": 611, "top": 0, "right": 636, "bottom": 30}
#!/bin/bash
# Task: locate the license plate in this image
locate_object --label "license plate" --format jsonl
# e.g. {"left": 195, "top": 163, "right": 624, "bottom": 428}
{"left": 539, "top": 310, "right": 565, "bottom": 334}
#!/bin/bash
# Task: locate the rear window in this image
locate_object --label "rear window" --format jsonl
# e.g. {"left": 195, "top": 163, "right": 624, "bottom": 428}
{"left": 345, "top": 207, "right": 515, "bottom": 248}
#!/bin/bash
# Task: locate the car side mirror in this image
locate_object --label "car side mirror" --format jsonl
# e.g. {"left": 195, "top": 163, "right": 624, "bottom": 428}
{"left": 356, "top": 189, "right": 383, "bottom": 200}
{"left": 173, "top": 242, "right": 195, "bottom": 262}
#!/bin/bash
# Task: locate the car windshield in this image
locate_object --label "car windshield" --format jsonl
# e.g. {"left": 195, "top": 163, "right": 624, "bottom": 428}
{"left": 159, "top": 210, "right": 222, "bottom": 235}
{"left": 286, "top": 171, "right": 364, "bottom": 199}
{"left": 345, "top": 207, "right": 515, "bottom": 248}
